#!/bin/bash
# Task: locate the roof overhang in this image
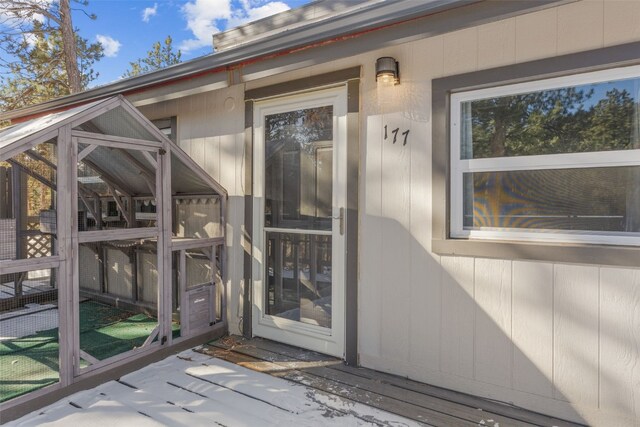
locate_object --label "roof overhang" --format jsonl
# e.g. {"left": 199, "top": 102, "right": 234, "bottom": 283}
{"left": 0, "top": 0, "right": 571, "bottom": 122}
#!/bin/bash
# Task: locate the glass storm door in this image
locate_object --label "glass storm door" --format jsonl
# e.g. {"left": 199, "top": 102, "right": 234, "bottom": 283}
{"left": 253, "top": 87, "right": 347, "bottom": 357}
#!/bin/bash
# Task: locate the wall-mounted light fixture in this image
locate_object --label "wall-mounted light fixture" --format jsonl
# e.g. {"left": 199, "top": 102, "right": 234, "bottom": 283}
{"left": 376, "top": 57, "right": 399, "bottom": 86}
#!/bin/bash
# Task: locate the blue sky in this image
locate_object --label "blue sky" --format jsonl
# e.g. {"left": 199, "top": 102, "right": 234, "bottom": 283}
{"left": 71, "top": 0, "right": 311, "bottom": 87}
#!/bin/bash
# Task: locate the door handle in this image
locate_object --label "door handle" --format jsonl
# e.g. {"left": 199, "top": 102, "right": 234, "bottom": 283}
{"left": 331, "top": 207, "right": 344, "bottom": 235}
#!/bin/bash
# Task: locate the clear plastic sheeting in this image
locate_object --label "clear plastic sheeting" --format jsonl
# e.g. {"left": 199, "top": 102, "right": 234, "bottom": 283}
{"left": 77, "top": 106, "right": 158, "bottom": 142}
{"left": 171, "top": 151, "right": 217, "bottom": 195}
{"left": 0, "top": 100, "right": 103, "bottom": 153}
{"left": 77, "top": 145, "right": 157, "bottom": 198}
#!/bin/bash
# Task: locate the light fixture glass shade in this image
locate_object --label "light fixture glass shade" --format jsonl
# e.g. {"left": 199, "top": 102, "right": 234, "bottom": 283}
{"left": 376, "top": 57, "right": 399, "bottom": 85}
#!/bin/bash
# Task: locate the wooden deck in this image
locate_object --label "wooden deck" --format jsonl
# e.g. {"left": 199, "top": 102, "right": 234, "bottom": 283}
{"left": 204, "top": 336, "right": 585, "bottom": 427}
{"left": 7, "top": 335, "right": 586, "bottom": 426}
{"left": 7, "top": 347, "right": 419, "bottom": 426}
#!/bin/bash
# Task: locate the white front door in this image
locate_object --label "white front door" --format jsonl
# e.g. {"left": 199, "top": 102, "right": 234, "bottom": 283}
{"left": 252, "top": 87, "right": 347, "bottom": 357}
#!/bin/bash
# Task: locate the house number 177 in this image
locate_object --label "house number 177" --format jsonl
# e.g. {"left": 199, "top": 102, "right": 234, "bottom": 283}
{"left": 384, "top": 125, "right": 410, "bottom": 146}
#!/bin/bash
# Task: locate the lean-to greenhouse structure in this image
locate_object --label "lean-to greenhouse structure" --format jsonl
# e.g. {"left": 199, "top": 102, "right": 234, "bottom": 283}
{"left": 0, "top": 95, "right": 227, "bottom": 404}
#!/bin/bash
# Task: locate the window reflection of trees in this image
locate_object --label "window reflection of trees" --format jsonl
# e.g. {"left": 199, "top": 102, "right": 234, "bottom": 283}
{"left": 461, "top": 78, "right": 640, "bottom": 234}
{"left": 265, "top": 107, "right": 333, "bottom": 158}
{"left": 465, "top": 81, "right": 639, "bottom": 159}
{"left": 264, "top": 107, "right": 333, "bottom": 230}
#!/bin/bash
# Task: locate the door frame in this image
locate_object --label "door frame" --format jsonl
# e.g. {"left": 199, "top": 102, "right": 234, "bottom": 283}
{"left": 244, "top": 67, "right": 360, "bottom": 364}
{"left": 71, "top": 140, "right": 166, "bottom": 377}
{"left": 251, "top": 87, "right": 347, "bottom": 357}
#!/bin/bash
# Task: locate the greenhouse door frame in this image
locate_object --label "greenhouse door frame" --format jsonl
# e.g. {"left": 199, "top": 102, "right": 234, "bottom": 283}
{"left": 68, "top": 130, "right": 173, "bottom": 377}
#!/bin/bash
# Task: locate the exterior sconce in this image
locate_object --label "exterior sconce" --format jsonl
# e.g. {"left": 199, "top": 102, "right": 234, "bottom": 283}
{"left": 376, "top": 57, "right": 399, "bottom": 86}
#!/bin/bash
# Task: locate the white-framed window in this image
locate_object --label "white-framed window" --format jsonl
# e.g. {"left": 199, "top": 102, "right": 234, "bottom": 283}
{"left": 450, "top": 65, "right": 640, "bottom": 246}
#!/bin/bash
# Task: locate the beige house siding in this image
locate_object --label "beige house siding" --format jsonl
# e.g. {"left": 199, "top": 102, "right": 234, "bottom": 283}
{"left": 130, "top": 1, "right": 640, "bottom": 425}
{"left": 137, "top": 85, "right": 246, "bottom": 336}
{"left": 354, "top": 3, "right": 640, "bottom": 425}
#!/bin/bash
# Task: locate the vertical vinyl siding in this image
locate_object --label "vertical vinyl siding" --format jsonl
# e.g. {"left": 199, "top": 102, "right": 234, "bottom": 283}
{"left": 138, "top": 251, "right": 158, "bottom": 304}
{"left": 477, "top": 19, "right": 516, "bottom": 70}
{"left": 440, "top": 256, "right": 475, "bottom": 379}
{"left": 78, "top": 245, "right": 100, "bottom": 292}
{"left": 552, "top": 264, "right": 599, "bottom": 406}
{"left": 512, "top": 261, "right": 554, "bottom": 398}
{"left": 358, "top": 62, "right": 384, "bottom": 359}
{"left": 603, "top": 0, "right": 640, "bottom": 46}
{"left": 379, "top": 99, "right": 412, "bottom": 363}
{"left": 356, "top": 1, "right": 640, "bottom": 425}
{"left": 105, "top": 248, "right": 132, "bottom": 299}
{"left": 442, "top": 27, "right": 479, "bottom": 76}
{"left": 474, "top": 258, "right": 512, "bottom": 388}
{"left": 599, "top": 268, "right": 640, "bottom": 418}
{"left": 408, "top": 35, "right": 444, "bottom": 370}
{"left": 556, "top": 0, "right": 604, "bottom": 54}
{"left": 515, "top": 7, "right": 558, "bottom": 63}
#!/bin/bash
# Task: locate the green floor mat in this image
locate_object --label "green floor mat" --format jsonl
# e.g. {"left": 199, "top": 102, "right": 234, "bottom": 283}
{"left": 0, "top": 301, "right": 179, "bottom": 403}
{"left": 0, "top": 328, "right": 59, "bottom": 404}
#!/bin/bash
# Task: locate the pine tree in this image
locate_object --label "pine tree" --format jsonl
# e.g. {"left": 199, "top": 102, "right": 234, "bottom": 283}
{"left": 123, "top": 36, "right": 181, "bottom": 78}
{"left": 0, "top": 0, "right": 103, "bottom": 110}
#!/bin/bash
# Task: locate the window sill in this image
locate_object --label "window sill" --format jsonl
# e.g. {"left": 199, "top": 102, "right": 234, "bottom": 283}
{"left": 432, "top": 238, "right": 640, "bottom": 268}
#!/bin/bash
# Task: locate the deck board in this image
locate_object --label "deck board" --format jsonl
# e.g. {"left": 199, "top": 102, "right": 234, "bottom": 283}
{"left": 8, "top": 348, "right": 423, "bottom": 427}
{"left": 207, "top": 340, "right": 497, "bottom": 426}
{"left": 205, "top": 344, "right": 465, "bottom": 426}
{"left": 204, "top": 336, "right": 585, "bottom": 427}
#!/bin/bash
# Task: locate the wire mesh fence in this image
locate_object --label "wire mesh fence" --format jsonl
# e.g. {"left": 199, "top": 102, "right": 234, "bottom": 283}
{"left": 1, "top": 141, "right": 57, "bottom": 262}
{"left": 0, "top": 267, "right": 59, "bottom": 403}
{"left": 77, "top": 239, "right": 162, "bottom": 366}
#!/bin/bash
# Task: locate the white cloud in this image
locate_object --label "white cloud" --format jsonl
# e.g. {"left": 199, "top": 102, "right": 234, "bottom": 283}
{"left": 227, "top": 1, "right": 289, "bottom": 29}
{"left": 179, "top": 0, "right": 230, "bottom": 52}
{"left": 142, "top": 3, "right": 157, "bottom": 23}
{"left": 179, "top": 0, "right": 289, "bottom": 53}
{"left": 96, "top": 34, "right": 121, "bottom": 57}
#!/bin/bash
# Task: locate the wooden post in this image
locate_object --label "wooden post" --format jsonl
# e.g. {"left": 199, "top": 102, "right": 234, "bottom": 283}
{"left": 179, "top": 249, "right": 187, "bottom": 336}
{"left": 6, "top": 168, "right": 12, "bottom": 219}
{"left": 11, "top": 167, "right": 25, "bottom": 297}
{"left": 11, "top": 166, "right": 23, "bottom": 260}
{"left": 219, "top": 196, "right": 227, "bottom": 327}
{"left": 57, "top": 124, "right": 75, "bottom": 386}
{"left": 158, "top": 145, "right": 172, "bottom": 345}
{"left": 131, "top": 247, "right": 139, "bottom": 302}
{"left": 0, "top": 166, "right": 7, "bottom": 219}
{"left": 100, "top": 245, "right": 108, "bottom": 294}
{"left": 126, "top": 196, "right": 134, "bottom": 227}
{"left": 104, "top": 182, "right": 130, "bottom": 227}
{"left": 94, "top": 197, "right": 102, "bottom": 230}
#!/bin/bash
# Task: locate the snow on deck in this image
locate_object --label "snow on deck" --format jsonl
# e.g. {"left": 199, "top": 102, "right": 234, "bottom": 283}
{"left": 6, "top": 348, "right": 425, "bottom": 427}
{"left": 0, "top": 304, "right": 58, "bottom": 340}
